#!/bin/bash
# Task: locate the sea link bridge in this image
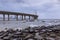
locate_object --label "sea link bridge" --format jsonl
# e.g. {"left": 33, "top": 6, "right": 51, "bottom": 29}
{"left": 0, "top": 11, "right": 38, "bottom": 21}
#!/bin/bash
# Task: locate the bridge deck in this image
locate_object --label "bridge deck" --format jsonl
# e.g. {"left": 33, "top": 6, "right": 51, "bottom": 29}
{"left": 0, "top": 11, "right": 38, "bottom": 17}
{"left": 0, "top": 11, "right": 38, "bottom": 21}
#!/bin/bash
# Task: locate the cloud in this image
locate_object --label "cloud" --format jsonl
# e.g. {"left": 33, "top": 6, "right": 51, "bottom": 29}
{"left": 0, "top": 0, "right": 60, "bottom": 19}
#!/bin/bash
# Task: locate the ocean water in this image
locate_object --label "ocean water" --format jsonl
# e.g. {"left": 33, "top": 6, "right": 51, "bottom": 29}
{"left": 0, "top": 19, "right": 60, "bottom": 31}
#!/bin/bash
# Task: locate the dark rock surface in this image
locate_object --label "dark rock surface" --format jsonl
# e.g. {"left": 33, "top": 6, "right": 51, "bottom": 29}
{"left": 0, "top": 25, "right": 60, "bottom": 40}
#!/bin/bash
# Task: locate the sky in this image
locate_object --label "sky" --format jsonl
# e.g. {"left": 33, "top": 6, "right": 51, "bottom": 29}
{"left": 0, "top": 0, "right": 60, "bottom": 19}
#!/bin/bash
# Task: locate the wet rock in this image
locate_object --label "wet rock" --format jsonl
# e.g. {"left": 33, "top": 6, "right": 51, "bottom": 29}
{"left": 34, "top": 33, "right": 43, "bottom": 40}
{"left": 46, "top": 37, "right": 55, "bottom": 40}
{"left": 3, "top": 36, "right": 10, "bottom": 40}
{"left": 0, "top": 39, "right": 3, "bottom": 40}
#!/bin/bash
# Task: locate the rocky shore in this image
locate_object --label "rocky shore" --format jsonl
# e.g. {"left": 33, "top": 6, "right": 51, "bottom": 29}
{"left": 0, "top": 25, "right": 60, "bottom": 40}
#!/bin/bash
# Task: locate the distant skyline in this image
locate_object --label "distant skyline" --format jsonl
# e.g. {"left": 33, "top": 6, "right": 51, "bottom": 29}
{"left": 0, "top": 0, "right": 60, "bottom": 19}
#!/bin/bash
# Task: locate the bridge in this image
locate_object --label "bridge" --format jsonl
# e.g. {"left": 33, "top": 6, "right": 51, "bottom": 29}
{"left": 0, "top": 11, "right": 38, "bottom": 21}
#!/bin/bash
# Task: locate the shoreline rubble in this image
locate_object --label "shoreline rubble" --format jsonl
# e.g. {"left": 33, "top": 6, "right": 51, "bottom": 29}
{"left": 0, "top": 25, "right": 60, "bottom": 40}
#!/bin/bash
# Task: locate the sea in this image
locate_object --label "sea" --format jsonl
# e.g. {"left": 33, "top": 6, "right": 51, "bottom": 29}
{"left": 0, "top": 19, "right": 60, "bottom": 31}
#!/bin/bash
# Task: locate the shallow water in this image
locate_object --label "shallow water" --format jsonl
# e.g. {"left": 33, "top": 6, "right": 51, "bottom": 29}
{"left": 0, "top": 19, "right": 60, "bottom": 31}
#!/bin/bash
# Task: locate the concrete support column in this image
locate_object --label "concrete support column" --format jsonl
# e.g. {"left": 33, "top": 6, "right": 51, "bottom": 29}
{"left": 29, "top": 16, "right": 30, "bottom": 20}
{"left": 22, "top": 15, "right": 23, "bottom": 20}
{"left": 16, "top": 15, "right": 18, "bottom": 21}
{"left": 3, "top": 14, "right": 5, "bottom": 21}
{"left": 34, "top": 16, "right": 38, "bottom": 20}
{"left": 8, "top": 14, "right": 9, "bottom": 21}
{"left": 24, "top": 15, "right": 26, "bottom": 20}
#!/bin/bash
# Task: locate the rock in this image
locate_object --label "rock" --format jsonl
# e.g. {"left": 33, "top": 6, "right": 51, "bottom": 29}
{"left": 28, "top": 38, "right": 34, "bottom": 40}
{"left": 0, "top": 39, "right": 3, "bottom": 40}
{"left": 3, "top": 36, "right": 10, "bottom": 40}
{"left": 46, "top": 37, "right": 55, "bottom": 40}
{"left": 34, "top": 33, "right": 43, "bottom": 40}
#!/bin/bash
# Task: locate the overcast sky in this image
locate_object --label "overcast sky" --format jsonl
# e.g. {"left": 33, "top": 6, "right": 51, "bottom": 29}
{"left": 0, "top": 0, "right": 60, "bottom": 19}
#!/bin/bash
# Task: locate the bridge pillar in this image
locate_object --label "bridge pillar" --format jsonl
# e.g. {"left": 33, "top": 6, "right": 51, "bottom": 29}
{"left": 8, "top": 14, "right": 9, "bottom": 21}
{"left": 3, "top": 14, "right": 5, "bottom": 21}
{"left": 34, "top": 16, "right": 38, "bottom": 20}
{"left": 29, "top": 16, "right": 30, "bottom": 20}
{"left": 24, "top": 15, "right": 26, "bottom": 20}
{"left": 22, "top": 15, "right": 23, "bottom": 20}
